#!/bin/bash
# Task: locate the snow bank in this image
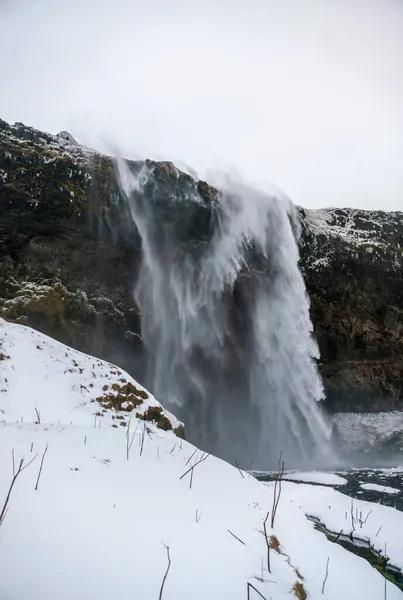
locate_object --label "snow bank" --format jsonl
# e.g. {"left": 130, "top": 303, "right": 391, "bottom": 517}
{"left": 1, "top": 319, "right": 402, "bottom": 599}
{"left": 0, "top": 317, "right": 182, "bottom": 434}
{"left": 283, "top": 471, "right": 347, "bottom": 486}
{"left": 274, "top": 482, "right": 403, "bottom": 571}
{"left": 360, "top": 483, "right": 400, "bottom": 495}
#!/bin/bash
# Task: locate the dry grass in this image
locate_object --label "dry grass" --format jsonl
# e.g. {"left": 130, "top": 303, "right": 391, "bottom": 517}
{"left": 293, "top": 581, "right": 307, "bottom": 600}
{"left": 269, "top": 534, "right": 281, "bottom": 553}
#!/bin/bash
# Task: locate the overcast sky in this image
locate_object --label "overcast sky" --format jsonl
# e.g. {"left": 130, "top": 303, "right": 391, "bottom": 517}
{"left": 1, "top": 0, "right": 402, "bottom": 210}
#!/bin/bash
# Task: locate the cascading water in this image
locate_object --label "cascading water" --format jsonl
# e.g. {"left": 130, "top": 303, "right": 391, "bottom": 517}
{"left": 117, "top": 159, "right": 332, "bottom": 469}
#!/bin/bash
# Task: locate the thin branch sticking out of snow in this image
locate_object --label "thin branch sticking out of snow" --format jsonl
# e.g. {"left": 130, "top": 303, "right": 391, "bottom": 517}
{"left": 227, "top": 529, "right": 246, "bottom": 545}
{"left": 35, "top": 443, "right": 48, "bottom": 491}
{"left": 263, "top": 512, "right": 271, "bottom": 573}
{"left": 158, "top": 544, "right": 171, "bottom": 600}
{"left": 180, "top": 452, "right": 210, "bottom": 489}
{"left": 233, "top": 455, "right": 245, "bottom": 479}
{"left": 246, "top": 582, "right": 268, "bottom": 600}
{"left": 0, "top": 450, "right": 38, "bottom": 527}
{"left": 271, "top": 454, "right": 284, "bottom": 529}
{"left": 321, "top": 557, "right": 330, "bottom": 594}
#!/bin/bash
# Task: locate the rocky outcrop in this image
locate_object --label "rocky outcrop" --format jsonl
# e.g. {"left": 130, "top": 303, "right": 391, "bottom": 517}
{"left": 0, "top": 118, "right": 143, "bottom": 376}
{"left": 0, "top": 118, "right": 216, "bottom": 380}
{"left": 299, "top": 208, "right": 403, "bottom": 411}
{"left": 1, "top": 118, "right": 402, "bottom": 412}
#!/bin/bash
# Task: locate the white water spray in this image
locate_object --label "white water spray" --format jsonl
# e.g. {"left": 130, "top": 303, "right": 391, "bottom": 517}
{"left": 118, "top": 160, "right": 332, "bottom": 468}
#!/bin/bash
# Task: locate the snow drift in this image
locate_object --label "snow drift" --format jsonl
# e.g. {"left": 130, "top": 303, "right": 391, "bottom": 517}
{"left": 1, "top": 319, "right": 402, "bottom": 599}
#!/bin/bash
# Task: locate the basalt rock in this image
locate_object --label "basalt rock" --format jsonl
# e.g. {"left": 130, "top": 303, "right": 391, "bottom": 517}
{"left": 299, "top": 208, "right": 403, "bottom": 412}
{"left": 1, "top": 118, "right": 402, "bottom": 412}
{"left": 0, "top": 118, "right": 143, "bottom": 376}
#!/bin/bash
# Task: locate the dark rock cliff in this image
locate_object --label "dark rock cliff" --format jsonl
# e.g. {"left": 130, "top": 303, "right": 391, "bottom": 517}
{"left": 1, "top": 118, "right": 402, "bottom": 412}
{"left": 299, "top": 208, "right": 403, "bottom": 412}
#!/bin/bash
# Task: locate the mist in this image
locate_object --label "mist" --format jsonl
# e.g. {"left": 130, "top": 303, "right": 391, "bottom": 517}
{"left": 1, "top": 0, "right": 402, "bottom": 210}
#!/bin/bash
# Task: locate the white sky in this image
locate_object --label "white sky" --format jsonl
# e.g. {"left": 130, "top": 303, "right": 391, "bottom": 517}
{"left": 1, "top": 0, "right": 402, "bottom": 210}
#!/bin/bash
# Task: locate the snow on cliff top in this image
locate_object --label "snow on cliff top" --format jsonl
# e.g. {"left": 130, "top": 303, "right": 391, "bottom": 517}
{"left": 301, "top": 206, "right": 403, "bottom": 247}
{"left": 0, "top": 118, "right": 99, "bottom": 166}
{"left": 1, "top": 313, "right": 403, "bottom": 600}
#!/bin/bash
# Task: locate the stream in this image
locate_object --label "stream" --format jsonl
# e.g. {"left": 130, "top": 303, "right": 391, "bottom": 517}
{"left": 255, "top": 467, "right": 403, "bottom": 593}
{"left": 307, "top": 514, "right": 403, "bottom": 592}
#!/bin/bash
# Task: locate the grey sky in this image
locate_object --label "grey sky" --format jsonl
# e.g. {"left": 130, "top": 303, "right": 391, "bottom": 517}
{"left": 1, "top": 0, "right": 402, "bottom": 210}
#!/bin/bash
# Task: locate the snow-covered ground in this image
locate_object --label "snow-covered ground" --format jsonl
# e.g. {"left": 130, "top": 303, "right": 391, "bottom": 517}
{"left": 282, "top": 471, "right": 347, "bottom": 486}
{"left": 1, "top": 319, "right": 403, "bottom": 599}
{"left": 360, "top": 482, "right": 400, "bottom": 495}
{"left": 0, "top": 317, "right": 181, "bottom": 432}
{"left": 274, "top": 482, "right": 403, "bottom": 570}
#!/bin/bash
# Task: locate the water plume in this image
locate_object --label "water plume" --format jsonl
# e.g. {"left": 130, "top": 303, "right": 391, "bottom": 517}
{"left": 118, "top": 160, "right": 332, "bottom": 469}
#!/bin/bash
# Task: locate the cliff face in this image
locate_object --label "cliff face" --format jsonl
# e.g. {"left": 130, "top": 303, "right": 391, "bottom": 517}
{"left": 299, "top": 208, "right": 403, "bottom": 412}
{"left": 0, "top": 118, "right": 143, "bottom": 376}
{"left": 1, "top": 118, "right": 402, "bottom": 412}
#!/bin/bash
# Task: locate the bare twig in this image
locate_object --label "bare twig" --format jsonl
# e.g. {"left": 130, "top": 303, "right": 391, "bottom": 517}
{"left": 376, "top": 526, "right": 383, "bottom": 537}
{"left": 195, "top": 509, "right": 202, "bottom": 523}
{"left": 128, "top": 421, "right": 140, "bottom": 459}
{"left": 185, "top": 448, "right": 197, "bottom": 466}
{"left": 362, "top": 510, "right": 372, "bottom": 526}
{"left": 126, "top": 416, "right": 140, "bottom": 461}
{"left": 139, "top": 421, "right": 146, "bottom": 457}
{"left": 34, "top": 408, "right": 41, "bottom": 424}
{"left": 35, "top": 443, "right": 48, "bottom": 491}
{"left": 350, "top": 498, "right": 356, "bottom": 532}
{"left": 321, "top": 557, "right": 330, "bottom": 594}
{"left": 233, "top": 455, "right": 245, "bottom": 479}
{"left": 228, "top": 529, "right": 246, "bottom": 545}
{"left": 0, "top": 450, "right": 38, "bottom": 526}
{"left": 271, "top": 453, "right": 284, "bottom": 529}
{"left": 158, "top": 544, "right": 171, "bottom": 600}
{"left": 263, "top": 511, "right": 271, "bottom": 573}
{"left": 247, "top": 582, "right": 268, "bottom": 600}
{"left": 180, "top": 452, "right": 210, "bottom": 482}
{"left": 333, "top": 529, "right": 343, "bottom": 543}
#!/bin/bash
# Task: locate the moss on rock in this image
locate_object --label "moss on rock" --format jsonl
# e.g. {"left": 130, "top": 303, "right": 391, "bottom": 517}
{"left": 137, "top": 406, "right": 173, "bottom": 432}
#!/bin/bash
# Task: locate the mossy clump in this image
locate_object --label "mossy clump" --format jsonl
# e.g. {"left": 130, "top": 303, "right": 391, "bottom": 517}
{"left": 293, "top": 582, "right": 307, "bottom": 600}
{"left": 137, "top": 406, "right": 173, "bottom": 432}
{"left": 174, "top": 424, "right": 186, "bottom": 440}
{"left": 95, "top": 380, "right": 148, "bottom": 413}
{"left": 269, "top": 535, "right": 281, "bottom": 553}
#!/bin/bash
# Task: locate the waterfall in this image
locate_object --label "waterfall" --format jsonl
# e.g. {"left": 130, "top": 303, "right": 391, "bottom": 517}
{"left": 117, "top": 160, "right": 332, "bottom": 469}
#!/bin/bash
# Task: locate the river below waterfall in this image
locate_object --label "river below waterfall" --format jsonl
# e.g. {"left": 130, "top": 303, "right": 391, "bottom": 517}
{"left": 254, "top": 466, "right": 403, "bottom": 592}
{"left": 255, "top": 466, "right": 403, "bottom": 511}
